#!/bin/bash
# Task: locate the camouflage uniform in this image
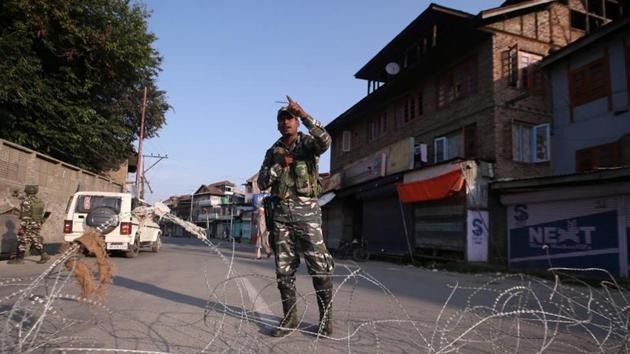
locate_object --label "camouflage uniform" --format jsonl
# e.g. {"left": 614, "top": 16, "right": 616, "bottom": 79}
{"left": 18, "top": 194, "right": 44, "bottom": 252}
{"left": 258, "top": 112, "right": 334, "bottom": 337}
{"left": 9, "top": 185, "right": 49, "bottom": 264}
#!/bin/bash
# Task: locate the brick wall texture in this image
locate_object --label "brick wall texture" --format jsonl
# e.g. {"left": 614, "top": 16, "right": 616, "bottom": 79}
{"left": 331, "top": 1, "right": 582, "bottom": 182}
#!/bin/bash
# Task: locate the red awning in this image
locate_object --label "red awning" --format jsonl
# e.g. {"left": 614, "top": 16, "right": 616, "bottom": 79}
{"left": 396, "top": 169, "right": 465, "bottom": 203}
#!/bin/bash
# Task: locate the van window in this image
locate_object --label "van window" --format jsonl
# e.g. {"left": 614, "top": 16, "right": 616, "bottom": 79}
{"left": 75, "top": 196, "right": 121, "bottom": 213}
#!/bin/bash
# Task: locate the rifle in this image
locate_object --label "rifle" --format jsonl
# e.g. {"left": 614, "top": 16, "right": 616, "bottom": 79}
{"left": 262, "top": 196, "right": 276, "bottom": 253}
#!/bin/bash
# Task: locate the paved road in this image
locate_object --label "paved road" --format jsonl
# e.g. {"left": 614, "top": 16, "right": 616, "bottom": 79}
{"left": 0, "top": 237, "right": 619, "bottom": 353}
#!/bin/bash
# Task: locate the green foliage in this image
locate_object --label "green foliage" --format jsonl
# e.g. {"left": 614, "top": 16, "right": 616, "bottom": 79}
{"left": 0, "top": 0, "right": 169, "bottom": 172}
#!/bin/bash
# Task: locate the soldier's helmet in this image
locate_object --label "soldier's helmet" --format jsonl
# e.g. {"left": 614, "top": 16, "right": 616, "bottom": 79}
{"left": 24, "top": 185, "right": 39, "bottom": 195}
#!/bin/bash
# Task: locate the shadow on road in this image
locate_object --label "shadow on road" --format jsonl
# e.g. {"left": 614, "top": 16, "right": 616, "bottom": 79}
{"left": 113, "top": 275, "right": 284, "bottom": 335}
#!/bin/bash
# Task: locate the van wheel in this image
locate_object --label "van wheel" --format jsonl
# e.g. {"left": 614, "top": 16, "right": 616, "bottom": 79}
{"left": 151, "top": 236, "right": 161, "bottom": 253}
{"left": 124, "top": 236, "right": 140, "bottom": 258}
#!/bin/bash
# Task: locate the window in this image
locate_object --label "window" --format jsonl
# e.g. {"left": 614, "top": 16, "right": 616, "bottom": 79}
{"left": 519, "top": 52, "right": 543, "bottom": 91}
{"left": 502, "top": 46, "right": 543, "bottom": 91}
{"left": 434, "top": 137, "right": 447, "bottom": 163}
{"left": 342, "top": 131, "right": 351, "bottom": 152}
{"left": 368, "top": 112, "right": 387, "bottom": 141}
{"left": 502, "top": 45, "right": 518, "bottom": 86}
{"left": 605, "top": 1, "right": 622, "bottom": 20}
{"left": 571, "top": 10, "right": 587, "bottom": 31}
{"left": 417, "top": 92, "right": 424, "bottom": 116}
{"left": 75, "top": 196, "right": 122, "bottom": 213}
{"left": 570, "top": 57, "right": 610, "bottom": 107}
{"left": 437, "top": 57, "right": 478, "bottom": 108}
{"left": 402, "top": 96, "right": 418, "bottom": 124}
{"left": 414, "top": 142, "right": 428, "bottom": 167}
{"left": 433, "top": 130, "right": 466, "bottom": 163}
{"left": 512, "top": 123, "right": 550, "bottom": 162}
{"left": 571, "top": 1, "right": 624, "bottom": 32}
{"left": 588, "top": 0, "right": 604, "bottom": 16}
{"left": 533, "top": 124, "right": 550, "bottom": 162}
{"left": 576, "top": 142, "right": 620, "bottom": 172}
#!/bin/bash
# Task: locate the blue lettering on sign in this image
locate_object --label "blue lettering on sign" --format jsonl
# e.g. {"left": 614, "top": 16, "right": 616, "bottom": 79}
{"left": 510, "top": 210, "right": 618, "bottom": 259}
{"left": 472, "top": 219, "right": 484, "bottom": 236}
{"left": 514, "top": 204, "right": 529, "bottom": 222}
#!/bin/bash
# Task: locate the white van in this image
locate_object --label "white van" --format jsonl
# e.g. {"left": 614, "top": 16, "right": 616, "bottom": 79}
{"left": 63, "top": 191, "right": 162, "bottom": 257}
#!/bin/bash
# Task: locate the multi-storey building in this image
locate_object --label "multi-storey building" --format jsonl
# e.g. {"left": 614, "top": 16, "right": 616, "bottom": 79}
{"left": 324, "top": 0, "right": 625, "bottom": 263}
{"left": 191, "top": 181, "right": 245, "bottom": 238}
{"left": 493, "top": 16, "right": 630, "bottom": 275}
{"left": 542, "top": 16, "right": 630, "bottom": 174}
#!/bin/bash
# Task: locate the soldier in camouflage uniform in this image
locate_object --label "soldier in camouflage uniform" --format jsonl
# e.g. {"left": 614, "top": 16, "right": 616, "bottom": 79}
{"left": 8, "top": 185, "right": 50, "bottom": 264}
{"left": 258, "top": 96, "right": 335, "bottom": 337}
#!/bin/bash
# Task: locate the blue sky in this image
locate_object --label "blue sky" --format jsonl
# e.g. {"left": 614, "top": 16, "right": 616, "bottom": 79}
{"left": 141, "top": 0, "right": 502, "bottom": 202}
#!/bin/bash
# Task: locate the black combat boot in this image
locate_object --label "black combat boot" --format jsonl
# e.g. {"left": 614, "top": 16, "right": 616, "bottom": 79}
{"left": 313, "top": 275, "right": 333, "bottom": 337}
{"left": 37, "top": 250, "right": 50, "bottom": 264}
{"left": 8, "top": 250, "right": 24, "bottom": 264}
{"left": 270, "top": 279, "right": 299, "bottom": 337}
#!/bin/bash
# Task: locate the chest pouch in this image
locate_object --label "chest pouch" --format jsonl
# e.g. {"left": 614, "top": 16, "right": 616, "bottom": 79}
{"left": 293, "top": 160, "right": 313, "bottom": 196}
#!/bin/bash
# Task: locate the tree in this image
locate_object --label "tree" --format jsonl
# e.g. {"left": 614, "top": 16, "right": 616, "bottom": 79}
{"left": 0, "top": 0, "right": 169, "bottom": 173}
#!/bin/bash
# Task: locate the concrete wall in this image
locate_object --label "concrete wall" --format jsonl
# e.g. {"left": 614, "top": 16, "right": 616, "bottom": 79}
{"left": 0, "top": 139, "right": 123, "bottom": 256}
{"left": 550, "top": 29, "right": 630, "bottom": 174}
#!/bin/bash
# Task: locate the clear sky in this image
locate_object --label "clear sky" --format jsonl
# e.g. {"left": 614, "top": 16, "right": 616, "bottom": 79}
{"left": 141, "top": 0, "right": 503, "bottom": 202}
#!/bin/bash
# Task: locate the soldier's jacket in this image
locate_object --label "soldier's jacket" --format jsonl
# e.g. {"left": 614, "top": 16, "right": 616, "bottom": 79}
{"left": 19, "top": 194, "right": 45, "bottom": 226}
{"left": 257, "top": 115, "right": 331, "bottom": 200}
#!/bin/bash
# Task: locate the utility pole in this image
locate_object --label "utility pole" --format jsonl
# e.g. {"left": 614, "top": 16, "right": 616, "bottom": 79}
{"left": 135, "top": 87, "right": 148, "bottom": 199}
{"left": 140, "top": 153, "right": 168, "bottom": 199}
{"left": 189, "top": 193, "right": 195, "bottom": 222}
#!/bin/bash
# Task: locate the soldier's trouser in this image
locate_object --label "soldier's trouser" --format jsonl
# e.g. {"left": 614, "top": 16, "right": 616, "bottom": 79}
{"left": 272, "top": 198, "right": 334, "bottom": 280}
{"left": 18, "top": 222, "right": 43, "bottom": 253}
{"left": 271, "top": 198, "right": 334, "bottom": 336}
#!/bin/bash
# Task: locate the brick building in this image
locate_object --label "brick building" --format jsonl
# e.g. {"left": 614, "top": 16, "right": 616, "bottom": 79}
{"left": 492, "top": 17, "right": 630, "bottom": 275}
{"left": 324, "top": 0, "right": 625, "bottom": 263}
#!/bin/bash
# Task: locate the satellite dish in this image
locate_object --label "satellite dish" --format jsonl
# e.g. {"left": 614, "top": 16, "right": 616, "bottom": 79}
{"left": 385, "top": 62, "right": 400, "bottom": 75}
{"left": 318, "top": 192, "right": 335, "bottom": 206}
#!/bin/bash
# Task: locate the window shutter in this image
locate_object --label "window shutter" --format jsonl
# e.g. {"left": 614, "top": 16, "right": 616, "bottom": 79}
{"left": 342, "top": 131, "right": 351, "bottom": 152}
{"left": 533, "top": 124, "right": 551, "bottom": 162}
{"left": 510, "top": 45, "right": 518, "bottom": 86}
{"left": 502, "top": 45, "right": 519, "bottom": 86}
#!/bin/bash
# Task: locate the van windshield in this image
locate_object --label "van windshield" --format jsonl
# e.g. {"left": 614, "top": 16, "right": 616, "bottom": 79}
{"left": 75, "top": 196, "right": 121, "bottom": 213}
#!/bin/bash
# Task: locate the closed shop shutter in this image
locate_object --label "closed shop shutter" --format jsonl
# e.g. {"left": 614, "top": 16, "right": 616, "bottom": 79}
{"left": 414, "top": 191, "right": 466, "bottom": 251}
{"left": 363, "top": 196, "right": 408, "bottom": 255}
{"left": 322, "top": 201, "right": 344, "bottom": 249}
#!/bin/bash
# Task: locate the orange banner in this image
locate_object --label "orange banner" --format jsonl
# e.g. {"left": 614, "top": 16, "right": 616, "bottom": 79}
{"left": 396, "top": 169, "right": 465, "bottom": 203}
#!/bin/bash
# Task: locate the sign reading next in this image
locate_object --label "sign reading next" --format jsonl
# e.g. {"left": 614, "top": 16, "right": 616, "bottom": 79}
{"left": 528, "top": 220, "right": 596, "bottom": 250}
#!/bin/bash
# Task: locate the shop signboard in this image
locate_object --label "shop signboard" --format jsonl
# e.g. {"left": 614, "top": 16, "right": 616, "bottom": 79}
{"left": 508, "top": 197, "right": 621, "bottom": 274}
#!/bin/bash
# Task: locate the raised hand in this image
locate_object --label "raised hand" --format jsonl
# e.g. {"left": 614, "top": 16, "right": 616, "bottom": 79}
{"left": 286, "top": 95, "right": 307, "bottom": 119}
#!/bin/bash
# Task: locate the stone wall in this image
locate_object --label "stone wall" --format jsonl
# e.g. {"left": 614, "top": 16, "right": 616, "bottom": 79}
{"left": 0, "top": 139, "right": 123, "bottom": 256}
